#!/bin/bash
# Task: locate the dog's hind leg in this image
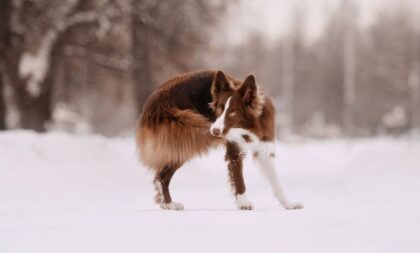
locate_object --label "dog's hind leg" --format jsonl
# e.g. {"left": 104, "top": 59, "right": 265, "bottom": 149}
{"left": 254, "top": 147, "right": 303, "bottom": 210}
{"left": 225, "top": 142, "right": 254, "bottom": 210}
{"left": 154, "top": 163, "right": 184, "bottom": 210}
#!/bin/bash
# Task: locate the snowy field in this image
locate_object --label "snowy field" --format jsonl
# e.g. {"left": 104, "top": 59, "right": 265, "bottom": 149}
{"left": 1, "top": 131, "right": 419, "bottom": 253}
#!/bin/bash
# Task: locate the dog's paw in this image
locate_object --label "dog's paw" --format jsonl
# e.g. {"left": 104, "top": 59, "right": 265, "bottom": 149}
{"left": 236, "top": 194, "right": 254, "bottom": 210}
{"left": 160, "top": 202, "right": 184, "bottom": 210}
{"left": 238, "top": 203, "right": 254, "bottom": 210}
{"left": 282, "top": 201, "right": 304, "bottom": 210}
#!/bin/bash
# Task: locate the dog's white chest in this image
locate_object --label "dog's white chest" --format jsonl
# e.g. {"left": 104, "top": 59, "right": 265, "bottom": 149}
{"left": 225, "top": 128, "right": 275, "bottom": 155}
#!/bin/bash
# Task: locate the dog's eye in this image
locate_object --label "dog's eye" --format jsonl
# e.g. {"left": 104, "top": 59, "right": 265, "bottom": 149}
{"left": 229, "top": 112, "right": 237, "bottom": 118}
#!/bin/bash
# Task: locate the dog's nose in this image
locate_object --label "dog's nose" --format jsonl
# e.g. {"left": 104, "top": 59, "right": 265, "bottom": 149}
{"left": 211, "top": 128, "right": 221, "bottom": 136}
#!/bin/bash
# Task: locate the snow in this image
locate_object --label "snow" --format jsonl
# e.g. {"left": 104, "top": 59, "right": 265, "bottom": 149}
{"left": 50, "top": 103, "right": 92, "bottom": 134}
{"left": 383, "top": 105, "right": 408, "bottom": 128}
{"left": 18, "top": 51, "right": 48, "bottom": 96}
{"left": 18, "top": 30, "right": 58, "bottom": 97}
{"left": 0, "top": 131, "right": 419, "bottom": 253}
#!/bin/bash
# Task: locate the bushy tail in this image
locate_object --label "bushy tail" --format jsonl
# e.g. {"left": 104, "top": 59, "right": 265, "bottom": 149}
{"left": 136, "top": 106, "right": 214, "bottom": 170}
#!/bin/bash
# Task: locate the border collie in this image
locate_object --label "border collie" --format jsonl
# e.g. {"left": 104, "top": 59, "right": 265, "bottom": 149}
{"left": 136, "top": 70, "right": 303, "bottom": 210}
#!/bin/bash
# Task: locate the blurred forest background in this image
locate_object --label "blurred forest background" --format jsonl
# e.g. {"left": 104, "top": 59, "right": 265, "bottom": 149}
{"left": 0, "top": 0, "right": 419, "bottom": 138}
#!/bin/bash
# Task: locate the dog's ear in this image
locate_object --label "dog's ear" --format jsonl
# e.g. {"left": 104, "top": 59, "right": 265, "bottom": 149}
{"left": 239, "top": 74, "right": 257, "bottom": 105}
{"left": 239, "top": 74, "right": 264, "bottom": 116}
{"left": 211, "top": 70, "right": 232, "bottom": 97}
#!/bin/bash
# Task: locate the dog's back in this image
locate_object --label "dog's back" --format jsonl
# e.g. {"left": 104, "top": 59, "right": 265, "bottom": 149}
{"left": 137, "top": 70, "right": 234, "bottom": 170}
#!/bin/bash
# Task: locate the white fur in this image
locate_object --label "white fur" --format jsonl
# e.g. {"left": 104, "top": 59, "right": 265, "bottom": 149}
{"left": 225, "top": 128, "right": 259, "bottom": 150}
{"left": 154, "top": 181, "right": 185, "bottom": 210}
{"left": 160, "top": 202, "right": 184, "bottom": 210}
{"left": 210, "top": 97, "right": 232, "bottom": 135}
{"left": 225, "top": 128, "right": 275, "bottom": 156}
{"left": 254, "top": 150, "right": 304, "bottom": 210}
{"left": 225, "top": 127, "right": 303, "bottom": 210}
{"left": 154, "top": 181, "right": 163, "bottom": 198}
{"left": 236, "top": 193, "right": 254, "bottom": 210}
{"left": 255, "top": 142, "right": 276, "bottom": 156}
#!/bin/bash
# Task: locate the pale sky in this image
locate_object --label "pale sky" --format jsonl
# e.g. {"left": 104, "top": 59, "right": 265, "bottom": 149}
{"left": 221, "top": 0, "right": 419, "bottom": 45}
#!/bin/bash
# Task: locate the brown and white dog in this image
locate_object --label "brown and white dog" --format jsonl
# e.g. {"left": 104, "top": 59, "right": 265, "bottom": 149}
{"left": 136, "top": 70, "right": 303, "bottom": 210}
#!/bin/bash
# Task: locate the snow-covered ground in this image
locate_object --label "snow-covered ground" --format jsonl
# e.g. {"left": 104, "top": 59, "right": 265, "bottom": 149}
{"left": 1, "top": 131, "right": 419, "bottom": 253}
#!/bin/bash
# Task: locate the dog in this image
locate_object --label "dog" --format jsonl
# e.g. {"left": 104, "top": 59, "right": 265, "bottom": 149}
{"left": 136, "top": 70, "right": 303, "bottom": 210}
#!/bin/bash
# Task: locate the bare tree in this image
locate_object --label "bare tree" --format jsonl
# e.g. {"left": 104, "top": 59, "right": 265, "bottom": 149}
{"left": 131, "top": 0, "right": 229, "bottom": 113}
{"left": 0, "top": 0, "right": 12, "bottom": 130}
{"left": 131, "top": 0, "right": 155, "bottom": 114}
{"left": 302, "top": 0, "right": 359, "bottom": 135}
{"left": 341, "top": 0, "right": 357, "bottom": 136}
{"left": 409, "top": 67, "right": 420, "bottom": 134}
{"left": 408, "top": 14, "right": 420, "bottom": 134}
{"left": 0, "top": 74, "right": 4, "bottom": 129}
{"left": 211, "top": 1, "right": 420, "bottom": 138}
{"left": 2, "top": 0, "right": 122, "bottom": 132}
{"left": 281, "top": 37, "right": 295, "bottom": 136}
{"left": 356, "top": 4, "right": 415, "bottom": 135}
{"left": 281, "top": 6, "right": 306, "bottom": 136}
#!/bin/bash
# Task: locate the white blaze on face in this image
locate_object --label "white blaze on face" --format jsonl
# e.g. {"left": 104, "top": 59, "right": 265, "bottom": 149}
{"left": 210, "top": 96, "right": 232, "bottom": 136}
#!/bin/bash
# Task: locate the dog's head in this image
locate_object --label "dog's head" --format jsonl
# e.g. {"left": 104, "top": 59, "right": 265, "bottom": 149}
{"left": 209, "top": 70, "right": 264, "bottom": 137}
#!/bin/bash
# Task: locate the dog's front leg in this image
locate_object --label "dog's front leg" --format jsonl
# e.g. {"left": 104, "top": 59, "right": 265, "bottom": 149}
{"left": 225, "top": 142, "right": 254, "bottom": 210}
{"left": 254, "top": 144, "right": 304, "bottom": 210}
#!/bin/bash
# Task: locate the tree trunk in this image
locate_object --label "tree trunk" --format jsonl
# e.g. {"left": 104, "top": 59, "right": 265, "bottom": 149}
{"left": 342, "top": 0, "right": 357, "bottom": 137}
{"left": 281, "top": 38, "right": 295, "bottom": 137}
{"left": 14, "top": 44, "right": 60, "bottom": 132}
{"left": 342, "top": 29, "right": 356, "bottom": 137}
{"left": 1, "top": 0, "right": 52, "bottom": 132}
{"left": 5, "top": 45, "right": 56, "bottom": 132}
{"left": 15, "top": 80, "right": 53, "bottom": 132}
{"left": 0, "top": 0, "right": 11, "bottom": 130}
{"left": 131, "top": 6, "right": 155, "bottom": 115}
{"left": 0, "top": 74, "right": 5, "bottom": 130}
{"left": 409, "top": 67, "right": 420, "bottom": 135}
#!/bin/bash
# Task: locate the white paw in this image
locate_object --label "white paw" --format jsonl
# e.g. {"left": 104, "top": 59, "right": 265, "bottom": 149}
{"left": 236, "top": 194, "right": 254, "bottom": 210}
{"left": 238, "top": 202, "right": 254, "bottom": 210}
{"left": 160, "top": 202, "right": 184, "bottom": 210}
{"left": 282, "top": 201, "right": 304, "bottom": 210}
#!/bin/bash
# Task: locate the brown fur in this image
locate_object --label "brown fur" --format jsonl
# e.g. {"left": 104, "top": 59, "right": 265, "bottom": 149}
{"left": 215, "top": 75, "right": 275, "bottom": 141}
{"left": 225, "top": 142, "right": 246, "bottom": 195}
{"left": 137, "top": 111, "right": 220, "bottom": 170}
{"left": 154, "top": 163, "right": 180, "bottom": 204}
{"left": 136, "top": 70, "right": 276, "bottom": 207}
{"left": 242, "top": 134, "right": 252, "bottom": 143}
